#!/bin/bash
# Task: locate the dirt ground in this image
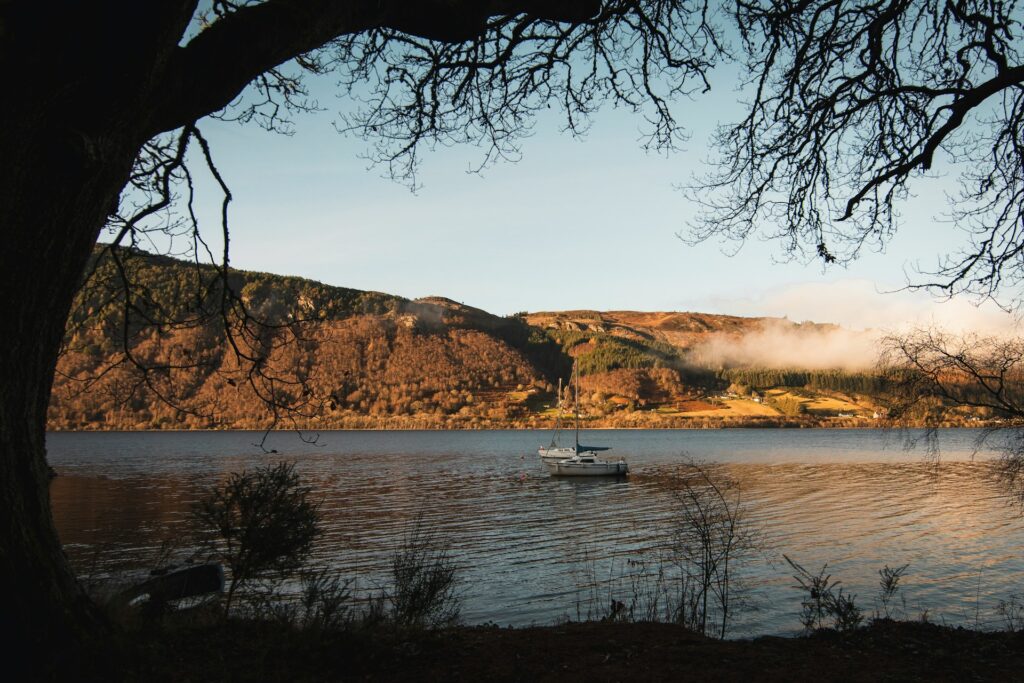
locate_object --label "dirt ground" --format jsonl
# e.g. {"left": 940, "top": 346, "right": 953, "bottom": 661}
{"left": 76, "top": 619, "right": 1023, "bottom": 682}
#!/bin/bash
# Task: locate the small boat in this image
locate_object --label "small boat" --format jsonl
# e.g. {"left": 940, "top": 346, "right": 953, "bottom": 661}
{"left": 541, "top": 362, "right": 626, "bottom": 476}
{"left": 546, "top": 452, "right": 629, "bottom": 477}
{"left": 538, "top": 445, "right": 579, "bottom": 460}
{"left": 113, "top": 563, "right": 224, "bottom": 610}
{"left": 539, "top": 443, "right": 611, "bottom": 460}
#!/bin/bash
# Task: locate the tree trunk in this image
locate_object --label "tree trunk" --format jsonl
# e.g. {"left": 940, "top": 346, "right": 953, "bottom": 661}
{"left": 0, "top": 5, "right": 203, "bottom": 670}
{"left": 0, "top": 106, "right": 141, "bottom": 672}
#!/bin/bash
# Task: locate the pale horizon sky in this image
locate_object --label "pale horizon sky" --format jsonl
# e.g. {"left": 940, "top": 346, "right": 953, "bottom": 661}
{"left": 137, "top": 64, "right": 1019, "bottom": 335}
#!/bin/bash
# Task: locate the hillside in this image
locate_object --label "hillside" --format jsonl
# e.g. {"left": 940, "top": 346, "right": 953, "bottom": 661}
{"left": 47, "top": 248, "right": 965, "bottom": 431}
{"left": 51, "top": 248, "right": 554, "bottom": 430}
{"left": 526, "top": 309, "right": 774, "bottom": 347}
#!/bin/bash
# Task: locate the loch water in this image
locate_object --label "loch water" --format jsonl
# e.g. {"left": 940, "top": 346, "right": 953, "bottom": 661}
{"left": 48, "top": 428, "right": 1024, "bottom": 636}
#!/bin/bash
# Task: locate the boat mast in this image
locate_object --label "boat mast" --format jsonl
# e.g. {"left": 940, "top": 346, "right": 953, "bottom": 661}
{"left": 574, "top": 359, "right": 580, "bottom": 453}
{"left": 549, "top": 377, "right": 563, "bottom": 448}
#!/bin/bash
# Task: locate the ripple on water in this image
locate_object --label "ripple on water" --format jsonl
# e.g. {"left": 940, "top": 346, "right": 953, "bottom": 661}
{"left": 48, "top": 429, "right": 1024, "bottom": 634}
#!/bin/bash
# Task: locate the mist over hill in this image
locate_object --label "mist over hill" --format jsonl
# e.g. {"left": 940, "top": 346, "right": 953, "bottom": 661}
{"left": 49, "top": 249, "right": 921, "bottom": 430}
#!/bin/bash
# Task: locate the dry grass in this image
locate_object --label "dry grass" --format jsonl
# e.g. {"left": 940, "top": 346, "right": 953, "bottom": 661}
{"left": 681, "top": 398, "right": 780, "bottom": 418}
{"left": 767, "top": 389, "right": 864, "bottom": 415}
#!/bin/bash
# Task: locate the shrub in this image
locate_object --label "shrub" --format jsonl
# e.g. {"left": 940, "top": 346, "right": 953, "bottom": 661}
{"left": 876, "top": 563, "right": 909, "bottom": 620}
{"left": 298, "top": 568, "right": 354, "bottom": 632}
{"left": 380, "top": 519, "right": 461, "bottom": 629}
{"left": 192, "top": 461, "right": 321, "bottom": 616}
{"left": 996, "top": 594, "right": 1024, "bottom": 632}
{"left": 784, "top": 555, "right": 863, "bottom": 633}
{"left": 669, "top": 460, "right": 762, "bottom": 639}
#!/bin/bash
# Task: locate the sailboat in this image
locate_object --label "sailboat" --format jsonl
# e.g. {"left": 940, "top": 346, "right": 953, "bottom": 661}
{"left": 538, "top": 377, "right": 578, "bottom": 460}
{"left": 538, "top": 368, "right": 611, "bottom": 460}
{"left": 541, "top": 362, "right": 628, "bottom": 477}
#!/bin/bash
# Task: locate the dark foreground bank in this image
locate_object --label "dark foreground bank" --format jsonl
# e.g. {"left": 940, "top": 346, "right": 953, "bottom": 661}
{"left": 54, "top": 619, "right": 1023, "bottom": 682}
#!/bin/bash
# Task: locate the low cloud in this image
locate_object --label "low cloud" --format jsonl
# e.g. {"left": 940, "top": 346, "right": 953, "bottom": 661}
{"left": 689, "top": 280, "right": 1021, "bottom": 371}
{"left": 708, "top": 279, "right": 1020, "bottom": 335}
{"left": 688, "top": 319, "right": 879, "bottom": 371}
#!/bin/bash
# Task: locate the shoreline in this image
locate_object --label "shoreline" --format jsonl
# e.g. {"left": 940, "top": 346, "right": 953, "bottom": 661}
{"left": 64, "top": 618, "right": 1024, "bottom": 682}
{"left": 46, "top": 419, "right": 1007, "bottom": 433}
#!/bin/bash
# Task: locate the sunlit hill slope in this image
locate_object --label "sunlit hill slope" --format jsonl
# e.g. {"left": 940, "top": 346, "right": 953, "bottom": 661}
{"left": 49, "top": 250, "right": 912, "bottom": 430}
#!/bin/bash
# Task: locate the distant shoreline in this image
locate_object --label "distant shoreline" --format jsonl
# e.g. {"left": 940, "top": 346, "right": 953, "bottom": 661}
{"left": 46, "top": 419, "right": 1003, "bottom": 433}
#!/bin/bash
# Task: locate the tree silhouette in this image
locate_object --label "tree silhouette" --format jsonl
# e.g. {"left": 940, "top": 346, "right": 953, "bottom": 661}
{"left": 0, "top": 0, "right": 722, "bottom": 667}
{"left": 690, "top": 0, "right": 1024, "bottom": 307}
{"left": 880, "top": 328, "right": 1024, "bottom": 501}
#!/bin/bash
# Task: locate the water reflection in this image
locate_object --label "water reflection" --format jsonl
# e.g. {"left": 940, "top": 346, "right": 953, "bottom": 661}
{"left": 48, "top": 429, "right": 1024, "bottom": 635}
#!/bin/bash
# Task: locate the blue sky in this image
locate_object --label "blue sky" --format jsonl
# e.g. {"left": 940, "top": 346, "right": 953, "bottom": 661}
{"left": 165, "top": 65, "right": 1014, "bottom": 334}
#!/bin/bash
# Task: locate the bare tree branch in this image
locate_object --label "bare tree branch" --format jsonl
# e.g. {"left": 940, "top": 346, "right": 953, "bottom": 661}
{"left": 688, "top": 0, "right": 1024, "bottom": 307}
{"left": 880, "top": 327, "right": 1024, "bottom": 503}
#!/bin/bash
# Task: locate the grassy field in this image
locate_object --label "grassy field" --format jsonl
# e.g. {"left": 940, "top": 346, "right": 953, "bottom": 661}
{"left": 764, "top": 388, "right": 865, "bottom": 416}
{"left": 679, "top": 398, "right": 780, "bottom": 418}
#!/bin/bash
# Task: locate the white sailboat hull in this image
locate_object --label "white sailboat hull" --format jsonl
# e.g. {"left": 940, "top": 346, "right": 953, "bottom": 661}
{"left": 546, "top": 455, "right": 629, "bottom": 477}
{"left": 538, "top": 446, "right": 577, "bottom": 460}
{"left": 540, "top": 365, "right": 625, "bottom": 476}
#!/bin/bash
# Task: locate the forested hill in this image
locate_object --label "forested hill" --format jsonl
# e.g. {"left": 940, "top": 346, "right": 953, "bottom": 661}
{"left": 49, "top": 249, "right": 930, "bottom": 430}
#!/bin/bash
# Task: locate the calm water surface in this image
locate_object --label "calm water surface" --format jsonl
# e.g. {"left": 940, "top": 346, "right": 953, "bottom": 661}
{"left": 48, "top": 429, "right": 1024, "bottom": 636}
